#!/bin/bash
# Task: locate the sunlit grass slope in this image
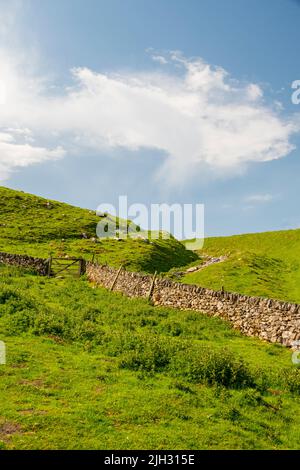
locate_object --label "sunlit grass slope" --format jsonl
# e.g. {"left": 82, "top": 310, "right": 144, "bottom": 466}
{"left": 182, "top": 230, "right": 300, "bottom": 303}
{"left": 0, "top": 186, "right": 197, "bottom": 273}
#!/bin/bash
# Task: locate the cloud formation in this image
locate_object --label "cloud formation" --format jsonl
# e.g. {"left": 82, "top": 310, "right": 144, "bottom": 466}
{"left": 0, "top": 129, "right": 64, "bottom": 180}
{"left": 0, "top": 45, "right": 298, "bottom": 183}
{"left": 245, "top": 193, "right": 274, "bottom": 204}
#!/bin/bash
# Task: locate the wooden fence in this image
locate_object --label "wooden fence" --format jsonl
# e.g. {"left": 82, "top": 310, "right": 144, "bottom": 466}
{"left": 47, "top": 257, "right": 86, "bottom": 278}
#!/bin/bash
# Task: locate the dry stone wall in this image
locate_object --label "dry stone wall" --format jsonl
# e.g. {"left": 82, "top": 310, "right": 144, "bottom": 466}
{"left": 87, "top": 263, "right": 300, "bottom": 347}
{"left": 0, "top": 252, "right": 49, "bottom": 275}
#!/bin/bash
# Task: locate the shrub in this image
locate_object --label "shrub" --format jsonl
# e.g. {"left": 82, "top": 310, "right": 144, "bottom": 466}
{"left": 0, "top": 288, "right": 21, "bottom": 304}
{"left": 160, "top": 321, "right": 183, "bottom": 337}
{"left": 251, "top": 367, "right": 275, "bottom": 393}
{"left": 68, "top": 320, "right": 106, "bottom": 343}
{"left": 32, "top": 311, "right": 66, "bottom": 336}
{"left": 119, "top": 335, "right": 177, "bottom": 372}
{"left": 281, "top": 368, "right": 300, "bottom": 394}
{"left": 1, "top": 309, "right": 34, "bottom": 334}
{"left": 106, "top": 332, "right": 142, "bottom": 357}
{"left": 170, "top": 347, "right": 255, "bottom": 389}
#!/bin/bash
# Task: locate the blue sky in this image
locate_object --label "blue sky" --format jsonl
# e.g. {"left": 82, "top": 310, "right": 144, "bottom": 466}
{"left": 1, "top": 0, "right": 300, "bottom": 237}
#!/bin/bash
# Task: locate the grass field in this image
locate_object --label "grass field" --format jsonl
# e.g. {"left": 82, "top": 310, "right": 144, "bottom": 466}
{"left": 181, "top": 230, "right": 300, "bottom": 303}
{"left": 1, "top": 265, "right": 300, "bottom": 449}
{"left": 0, "top": 186, "right": 197, "bottom": 273}
{"left": 1, "top": 186, "right": 300, "bottom": 450}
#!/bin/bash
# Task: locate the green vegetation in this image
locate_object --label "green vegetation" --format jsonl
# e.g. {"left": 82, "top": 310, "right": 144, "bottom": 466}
{"left": 0, "top": 186, "right": 196, "bottom": 273}
{"left": 181, "top": 230, "right": 300, "bottom": 303}
{"left": 1, "top": 186, "right": 300, "bottom": 449}
{"left": 1, "top": 265, "right": 300, "bottom": 450}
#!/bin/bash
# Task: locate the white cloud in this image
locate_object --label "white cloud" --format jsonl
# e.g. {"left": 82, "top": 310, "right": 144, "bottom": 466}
{"left": 0, "top": 44, "right": 299, "bottom": 183}
{"left": 151, "top": 55, "right": 168, "bottom": 65}
{"left": 246, "top": 83, "right": 263, "bottom": 101}
{"left": 0, "top": 130, "right": 65, "bottom": 180}
{"left": 245, "top": 193, "right": 274, "bottom": 203}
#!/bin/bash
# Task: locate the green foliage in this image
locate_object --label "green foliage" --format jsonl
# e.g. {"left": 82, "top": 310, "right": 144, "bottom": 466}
{"left": 0, "top": 288, "right": 21, "bottom": 304}
{"left": 281, "top": 368, "right": 300, "bottom": 394}
{"left": 120, "top": 335, "right": 178, "bottom": 372}
{"left": 171, "top": 347, "right": 255, "bottom": 389}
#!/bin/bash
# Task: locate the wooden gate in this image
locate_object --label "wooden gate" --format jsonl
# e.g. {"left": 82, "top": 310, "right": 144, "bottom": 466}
{"left": 47, "top": 257, "right": 86, "bottom": 278}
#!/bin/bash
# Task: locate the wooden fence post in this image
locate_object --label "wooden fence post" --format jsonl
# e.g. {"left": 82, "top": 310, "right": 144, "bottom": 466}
{"left": 148, "top": 271, "right": 157, "bottom": 301}
{"left": 110, "top": 265, "right": 123, "bottom": 291}
{"left": 78, "top": 258, "right": 86, "bottom": 277}
{"left": 47, "top": 256, "right": 52, "bottom": 277}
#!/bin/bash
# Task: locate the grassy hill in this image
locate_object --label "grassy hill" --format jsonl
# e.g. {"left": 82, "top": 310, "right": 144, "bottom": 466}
{"left": 0, "top": 186, "right": 197, "bottom": 273}
{"left": 181, "top": 229, "right": 300, "bottom": 303}
{"left": 1, "top": 264, "right": 300, "bottom": 449}
{"left": 1, "top": 187, "right": 300, "bottom": 449}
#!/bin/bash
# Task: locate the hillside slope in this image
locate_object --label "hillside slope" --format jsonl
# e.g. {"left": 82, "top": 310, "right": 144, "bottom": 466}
{"left": 1, "top": 188, "right": 300, "bottom": 449}
{"left": 181, "top": 230, "right": 300, "bottom": 303}
{"left": 1, "top": 264, "right": 300, "bottom": 449}
{"left": 0, "top": 186, "right": 197, "bottom": 273}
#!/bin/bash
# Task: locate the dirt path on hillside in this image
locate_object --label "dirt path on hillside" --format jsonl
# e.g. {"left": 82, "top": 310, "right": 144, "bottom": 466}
{"left": 184, "top": 255, "right": 228, "bottom": 274}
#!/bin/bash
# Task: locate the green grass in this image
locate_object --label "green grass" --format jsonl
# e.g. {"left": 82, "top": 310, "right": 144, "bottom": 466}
{"left": 181, "top": 230, "right": 300, "bottom": 303}
{"left": 2, "top": 186, "right": 300, "bottom": 449}
{"left": 1, "top": 265, "right": 300, "bottom": 449}
{"left": 0, "top": 186, "right": 197, "bottom": 273}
